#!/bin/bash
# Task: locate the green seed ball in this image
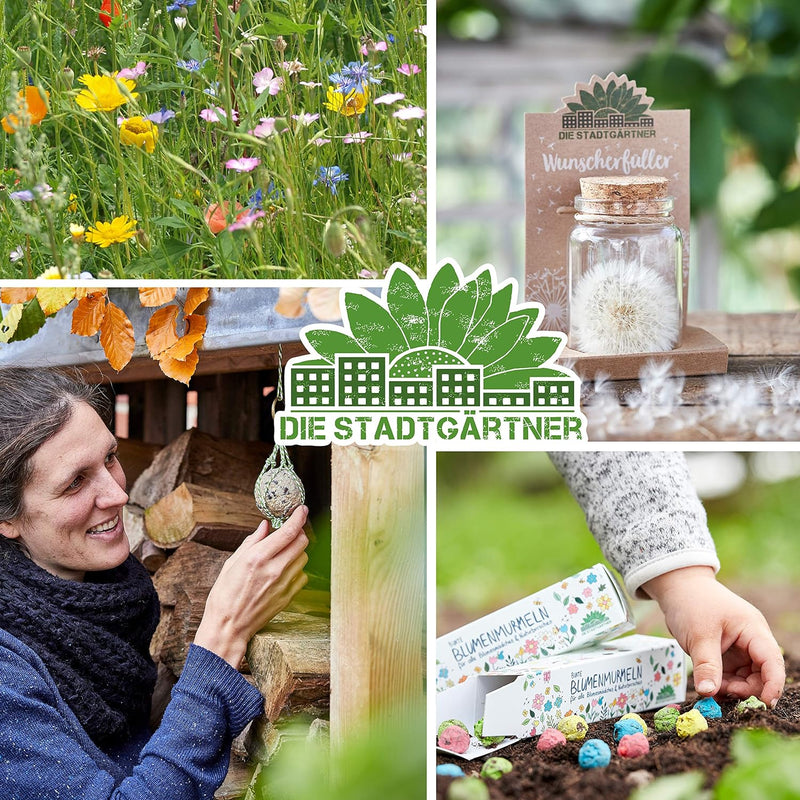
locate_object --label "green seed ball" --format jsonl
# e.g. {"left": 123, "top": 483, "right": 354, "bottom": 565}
{"left": 438, "top": 719, "right": 469, "bottom": 738}
{"left": 447, "top": 777, "right": 489, "bottom": 800}
{"left": 481, "top": 757, "right": 513, "bottom": 780}
{"left": 653, "top": 706, "right": 680, "bottom": 733}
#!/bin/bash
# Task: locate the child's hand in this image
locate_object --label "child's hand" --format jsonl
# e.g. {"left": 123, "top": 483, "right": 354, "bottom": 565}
{"left": 642, "top": 566, "right": 785, "bottom": 707}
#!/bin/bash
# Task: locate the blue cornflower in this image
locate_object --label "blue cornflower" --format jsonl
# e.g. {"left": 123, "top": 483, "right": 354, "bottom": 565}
{"left": 328, "top": 61, "right": 381, "bottom": 94}
{"left": 387, "top": 33, "right": 395, "bottom": 43}
{"left": 166, "top": 0, "right": 196, "bottom": 9}
{"left": 9, "top": 189, "right": 34, "bottom": 202}
{"left": 147, "top": 106, "right": 176, "bottom": 125}
{"left": 176, "top": 58, "right": 207, "bottom": 72}
{"left": 313, "top": 165, "right": 349, "bottom": 196}
{"left": 248, "top": 189, "right": 263, "bottom": 210}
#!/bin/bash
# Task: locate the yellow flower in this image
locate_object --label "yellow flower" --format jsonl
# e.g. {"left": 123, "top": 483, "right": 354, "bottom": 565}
{"left": 67, "top": 194, "right": 78, "bottom": 212}
{"left": 75, "top": 74, "right": 138, "bottom": 112}
{"left": 119, "top": 116, "right": 158, "bottom": 153}
{"left": 39, "top": 267, "right": 62, "bottom": 279}
{"left": 325, "top": 85, "right": 368, "bottom": 116}
{"left": 69, "top": 223, "right": 86, "bottom": 242}
{"left": 86, "top": 215, "right": 137, "bottom": 247}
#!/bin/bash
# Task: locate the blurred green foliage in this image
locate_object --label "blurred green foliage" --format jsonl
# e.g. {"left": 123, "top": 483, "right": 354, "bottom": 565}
{"left": 627, "top": 0, "right": 800, "bottom": 298}
{"left": 437, "top": 452, "right": 800, "bottom": 616}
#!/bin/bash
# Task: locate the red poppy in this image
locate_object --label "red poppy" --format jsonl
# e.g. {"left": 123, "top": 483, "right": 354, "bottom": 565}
{"left": 99, "top": 0, "right": 122, "bottom": 27}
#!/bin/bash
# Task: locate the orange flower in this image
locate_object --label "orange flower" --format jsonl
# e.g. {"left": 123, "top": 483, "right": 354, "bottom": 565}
{"left": 204, "top": 201, "right": 249, "bottom": 235}
{"left": 2, "top": 86, "right": 49, "bottom": 134}
{"left": 99, "top": 0, "right": 122, "bottom": 27}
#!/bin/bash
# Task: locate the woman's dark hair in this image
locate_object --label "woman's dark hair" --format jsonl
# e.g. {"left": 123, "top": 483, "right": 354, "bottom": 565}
{"left": 0, "top": 367, "right": 110, "bottom": 522}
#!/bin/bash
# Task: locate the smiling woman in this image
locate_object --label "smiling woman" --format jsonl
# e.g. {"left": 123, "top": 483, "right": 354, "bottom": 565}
{"left": 0, "top": 367, "right": 310, "bottom": 800}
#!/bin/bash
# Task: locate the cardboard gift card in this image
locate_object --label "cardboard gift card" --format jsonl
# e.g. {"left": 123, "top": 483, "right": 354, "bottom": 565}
{"left": 524, "top": 73, "right": 727, "bottom": 379}
{"left": 437, "top": 634, "right": 686, "bottom": 760}
{"left": 436, "top": 563, "right": 633, "bottom": 693}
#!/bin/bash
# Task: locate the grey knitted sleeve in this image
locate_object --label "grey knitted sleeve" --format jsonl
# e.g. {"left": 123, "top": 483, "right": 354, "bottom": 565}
{"left": 548, "top": 451, "right": 719, "bottom": 598}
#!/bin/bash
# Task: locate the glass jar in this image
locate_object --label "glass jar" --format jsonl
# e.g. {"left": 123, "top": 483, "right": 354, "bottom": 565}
{"left": 568, "top": 176, "right": 683, "bottom": 355}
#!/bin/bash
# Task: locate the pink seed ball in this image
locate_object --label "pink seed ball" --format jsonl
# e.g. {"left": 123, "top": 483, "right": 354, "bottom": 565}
{"left": 536, "top": 727, "right": 567, "bottom": 751}
{"left": 438, "top": 724, "right": 471, "bottom": 754}
{"left": 618, "top": 732, "right": 650, "bottom": 758}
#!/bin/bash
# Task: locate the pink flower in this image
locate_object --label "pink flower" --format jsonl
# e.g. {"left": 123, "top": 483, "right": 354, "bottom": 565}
{"left": 200, "top": 106, "right": 238, "bottom": 123}
{"left": 582, "top": 587, "right": 592, "bottom": 598}
{"left": 360, "top": 40, "right": 388, "bottom": 55}
{"left": 523, "top": 639, "right": 539, "bottom": 655}
{"left": 227, "top": 209, "right": 266, "bottom": 231}
{"left": 667, "top": 660, "right": 674, "bottom": 670}
{"left": 393, "top": 106, "right": 425, "bottom": 120}
{"left": 225, "top": 156, "right": 260, "bottom": 172}
{"left": 654, "top": 672, "right": 662, "bottom": 682}
{"left": 488, "top": 655, "right": 498, "bottom": 665}
{"left": 292, "top": 112, "right": 320, "bottom": 125}
{"left": 374, "top": 92, "right": 405, "bottom": 105}
{"left": 253, "top": 67, "right": 283, "bottom": 96}
{"left": 397, "top": 63, "right": 420, "bottom": 76}
{"left": 532, "top": 694, "right": 544, "bottom": 710}
{"left": 358, "top": 268, "right": 379, "bottom": 279}
{"left": 391, "top": 152, "right": 413, "bottom": 161}
{"left": 311, "top": 137, "right": 331, "bottom": 146}
{"left": 543, "top": 671, "right": 551, "bottom": 682}
{"left": 250, "top": 117, "right": 277, "bottom": 138}
{"left": 117, "top": 61, "right": 147, "bottom": 80}
{"left": 567, "top": 603, "right": 578, "bottom": 615}
{"left": 343, "top": 131, "right": 372, "bottom": 143}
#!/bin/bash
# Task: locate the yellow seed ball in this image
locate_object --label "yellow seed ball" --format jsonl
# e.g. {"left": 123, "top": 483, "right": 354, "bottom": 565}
{"left": 620, "top": 712, "right": 649, "bottom": 736}
{"left": 557, "top": 715, "right": 588, "bottom": 741}
{"left": 676, "top": 708, "right": 708, "bottom": 739}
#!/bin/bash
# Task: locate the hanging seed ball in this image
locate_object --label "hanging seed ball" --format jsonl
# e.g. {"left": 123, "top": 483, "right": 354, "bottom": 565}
{"left": 620, "top": 712, "right": 649, "bottom": 735}
{"left": 254, "top": 466, "right": 305, "bottom": 522}
{"left": 557, "top": 715, "right": 588, "bottom": 741}
{"left": 618, "top": 732, "right": 650, "bottom": 759}
{"left": 537, "top": 727, "right": 567, "bottom": 751}
{"left": 438, "top": 719, "right": 470, "bottom": 738}
{"left": 614, "top": 718, "right": 644, "bottom": 741}
{"left": 437, "top": 764, "right": 465, "bottom": 778}
{"left": 693, "top": 697, "right": 722, "bottom": 719}
{"left": 653, "top": 706, "right": 681, "bottom": 733}
{"left": 447, "top": 777, "right": 489, "bottom": 800}
{"left": 481, "top": 757, "right": 513, "bottom": 780}
{"left": 474, "top": 718, "right": 505, "bottom": 747}
{"left": 578, "top": 739, "right": 611, "bottom": 769}
{"left": 736, "top": 695, "right": 768, "bottom": 714}
{"left": 676, "top": 709, "right": 708, "bottom": 738}
{"left": 438, "top": 724, "right": 471, "bottom": 754}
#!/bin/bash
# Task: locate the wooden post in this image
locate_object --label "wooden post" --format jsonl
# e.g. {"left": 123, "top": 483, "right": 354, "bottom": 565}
{"left": 329, "top": 444, "right": 425, "bottom": 747}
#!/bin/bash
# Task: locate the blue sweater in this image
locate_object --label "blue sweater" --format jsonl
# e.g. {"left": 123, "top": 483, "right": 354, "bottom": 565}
{"left": 0, "top": 628, "right": 264, "bottom": 799}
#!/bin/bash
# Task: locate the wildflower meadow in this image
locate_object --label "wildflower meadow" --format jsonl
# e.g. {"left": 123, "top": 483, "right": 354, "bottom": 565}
{"left": 0, "top": 0, "right": 426, "bottom": 277}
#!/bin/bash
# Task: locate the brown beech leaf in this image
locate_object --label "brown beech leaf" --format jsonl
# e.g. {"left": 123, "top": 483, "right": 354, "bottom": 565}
{"left": 99, "top": 302, "right": 135, "bottom": 372}
{"left": 36, "top": 288, "right": 76, "bottom": 316}
{"left": 0, "top": 288, "right": 37, "bottom": 305}
{"left": 76, "top": 287, "right": 108, "bottom": 300}
{"left": 161, "top": 314, "right": 207, "bottom": 361}
{"left": 158, "top": 345, "right": 199, "bottom": 385}
{"left": 139, "top": 287, "right": 178, "bottom": 307}
{"left": 184, "top": 287, "right": 210, "bottom": 315}
{"left": 71, "top": 293, "right": 107, "bottom": 337}
{"left": 274, "top": 286, "right": 308, "bottom": 318}
{"left": 306, "top": 287, "right": 342, "bottom": 321}
{"left": 145, "top": 305, "right": 180, "bottom": 359}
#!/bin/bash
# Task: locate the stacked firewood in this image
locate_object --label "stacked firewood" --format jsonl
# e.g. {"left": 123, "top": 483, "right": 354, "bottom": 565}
{"left": 118, "top": 430, "right": 330, "bottom": 799}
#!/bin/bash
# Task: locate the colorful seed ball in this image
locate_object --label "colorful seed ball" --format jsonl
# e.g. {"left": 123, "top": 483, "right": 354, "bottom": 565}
{"left": 437, "top": 764, "right": 465, "bottom": 778}
{"left": 653, "top": 706, "right": 680, "bottom": 733}
{"left": 620, "top": 712, "right": 649, "bottom": 735}
{"left": 480, "top": 757, "right": 513, "bottom": 780}
{"left": 438, "top": 719, "right": 470, "bottom": 738}
{"left": 557, "top": 715, "right": 588, "bottom": 741}
{"left": 438, "top": 724, "right": 471, "bottom": 754}
{"left": 447, "top": 777, "right": 489, "bottom": 800}
{"left": 473, "top": 717, "right": 505, "bottom": 747}
{"left": 736, "top": 695, "right": 767, "bottom": 714}
{"left": 536, "top": 727, "right": 567, "bottom": 751}
{"left": 614, "top": 718, "right": 644, "bottom": 741}
{"left": 618, "top": 732, "right": 650, "bottom": 758}
{"left": 578, "top": 738, "right": 612, "bottom": 769}
{"left": 693, "top": 697, "right": 722, "bottom": 719}
{"left": 676, "top": 708, "right": 708, "bottom": 738}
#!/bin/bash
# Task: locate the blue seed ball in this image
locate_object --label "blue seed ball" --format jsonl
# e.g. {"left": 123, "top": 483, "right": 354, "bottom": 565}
{"left": 693, "top": 697, "right": 722, "bottom": 719}
{"left": 437, "top": 764, "right": 465, "bottom": 778}
{"left": 614, "top": 718, "right": 645, "bottom": 741}
{"left": 578, "top": 738, "right": 611, "bottom": 769}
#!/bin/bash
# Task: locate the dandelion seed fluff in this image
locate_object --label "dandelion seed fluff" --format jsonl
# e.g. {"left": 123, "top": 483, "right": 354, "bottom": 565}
{"left": 571, "top": 259, "right": 680, "bottom": 354}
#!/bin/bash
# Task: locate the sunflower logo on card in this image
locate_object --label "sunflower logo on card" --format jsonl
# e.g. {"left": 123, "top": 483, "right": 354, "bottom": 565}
{"left": 275, "top": 261, "right": 585, "bottom": 446}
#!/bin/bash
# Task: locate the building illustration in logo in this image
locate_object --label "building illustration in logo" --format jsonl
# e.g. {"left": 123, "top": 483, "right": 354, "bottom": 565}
{"left": 560, "top": 73, "right": 654, "bottom": 130}
{"left": 277, "top": 262, "right": 585, "bottom": 445}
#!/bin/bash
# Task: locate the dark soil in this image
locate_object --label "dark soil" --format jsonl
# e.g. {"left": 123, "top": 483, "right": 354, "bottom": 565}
{"left": 436, "top": 657, "right": 800, "bottom": 799}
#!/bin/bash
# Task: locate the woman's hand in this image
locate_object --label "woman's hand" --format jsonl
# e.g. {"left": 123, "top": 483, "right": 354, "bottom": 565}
{"left": 194, "top": 505, "right": 310, "bottom": 667}
{"left": 642, "top": 566, "right": 785, "bottom": 707}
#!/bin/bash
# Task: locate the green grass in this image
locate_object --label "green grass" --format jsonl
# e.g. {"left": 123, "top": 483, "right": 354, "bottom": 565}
{"left": 437, "top": 452, "right": 800, "bottom": 618}
{"left": 0, "top": 0, "right": 426, "bottom": 276}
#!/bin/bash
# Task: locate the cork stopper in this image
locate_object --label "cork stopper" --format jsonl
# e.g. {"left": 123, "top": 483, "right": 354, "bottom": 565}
{"left": 575, "top": 176, "right": 672, "bottom": 217}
